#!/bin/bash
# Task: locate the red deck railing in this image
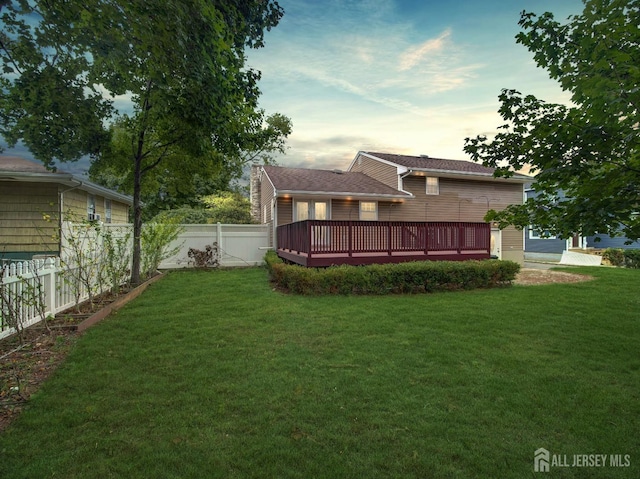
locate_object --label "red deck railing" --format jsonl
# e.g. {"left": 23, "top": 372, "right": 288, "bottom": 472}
{"left": 277, "top": 220, "right": 490, "bottom": 260}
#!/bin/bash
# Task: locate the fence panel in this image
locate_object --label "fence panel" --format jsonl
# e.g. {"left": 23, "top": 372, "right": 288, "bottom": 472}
{"left": 159, "top": 223, "right": 269, "bottom": 268}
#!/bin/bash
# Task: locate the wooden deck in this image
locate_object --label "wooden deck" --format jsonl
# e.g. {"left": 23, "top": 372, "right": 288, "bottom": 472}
{"left": 276, "top": 220, "right": 491, "bottom": 267}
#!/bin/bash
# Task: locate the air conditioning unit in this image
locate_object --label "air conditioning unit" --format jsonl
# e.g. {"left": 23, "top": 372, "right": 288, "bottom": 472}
{"left": 89, "top": 213, "right": 101, "bottom": 221}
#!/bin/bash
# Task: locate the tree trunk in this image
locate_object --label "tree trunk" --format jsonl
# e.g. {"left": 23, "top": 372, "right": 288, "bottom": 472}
{"left": 131, "top": 155, "right": 143, "bottom": 286}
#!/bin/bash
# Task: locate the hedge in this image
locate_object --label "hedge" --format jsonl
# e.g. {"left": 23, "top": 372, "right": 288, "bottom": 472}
{"left": 602, "top": 248, "right": 640, "bottom": 268}
{"left": 264, "top": 250, "right": 520, "bottom": 295}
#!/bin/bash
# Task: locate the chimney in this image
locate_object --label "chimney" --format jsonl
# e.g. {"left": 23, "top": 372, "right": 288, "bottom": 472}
{"left": 249, "top": 164, "right": 262, "bottom": 222}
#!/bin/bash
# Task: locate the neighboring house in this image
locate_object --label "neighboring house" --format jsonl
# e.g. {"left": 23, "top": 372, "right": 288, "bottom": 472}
{"left": 251, "top": 151, "right": 531, "bottom": 266}
{"left": 524, "top": 185, "right": 640, "bottom": 261}
{"left": 0, "top": 156, "right": 133, "bottom": 260}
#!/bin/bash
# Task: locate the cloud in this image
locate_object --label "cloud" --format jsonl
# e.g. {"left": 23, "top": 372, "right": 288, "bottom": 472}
{"left": 398, "top": 29, "right": 451, "bottom": 71}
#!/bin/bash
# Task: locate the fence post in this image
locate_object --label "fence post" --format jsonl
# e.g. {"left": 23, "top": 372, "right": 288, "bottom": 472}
{"left": 216, "top": 222, "right": 222, "bottom": 259}
{"left": 43, "top": 257, "right": 56, "bottom": 314}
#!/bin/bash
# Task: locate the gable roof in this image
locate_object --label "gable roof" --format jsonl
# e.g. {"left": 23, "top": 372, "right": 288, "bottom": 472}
{"left": 262, "top": 165, "right": 412, "bottom": 199}
{"left": 0, "top": 156, "right": 134, "bottom": 205}
{"left": 358, "top": 151, "right": 532, "bottom": 182}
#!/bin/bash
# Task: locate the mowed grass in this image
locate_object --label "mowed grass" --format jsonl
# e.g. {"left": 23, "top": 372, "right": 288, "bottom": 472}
{"left": 1, "top": 266, "right": 639, "bottom": 478}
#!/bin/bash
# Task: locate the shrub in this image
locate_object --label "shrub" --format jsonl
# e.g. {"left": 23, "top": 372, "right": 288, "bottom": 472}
{"left": 602, "top": 248, "right": 625, "bottom": 266}
{"left": 264, "top": 252, "right": 520, "bottom": 295}
{"left": 623, "top": 249, "right": 640, "bottom": 269}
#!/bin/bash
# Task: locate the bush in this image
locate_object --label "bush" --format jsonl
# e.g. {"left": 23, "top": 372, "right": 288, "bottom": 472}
{"left": 264, "top": 252, "right": 520, "bottom": 295}
{"left": 602, "top": 248, "right": 640, "bottom": 268}
{"left": 623, "top": 249, "right": 640, "bottom": 269}
{"left": 602, "top": 248, "right": 625, "bottom": 266}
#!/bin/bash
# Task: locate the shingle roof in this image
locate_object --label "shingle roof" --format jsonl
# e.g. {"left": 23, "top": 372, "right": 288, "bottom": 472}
{"left": 262, "top": 165, "right": 411, "bottom": 198}
{"left": 363, "top": 152, "right": 531, "bottom": 180}
{"left": 0, "top": 156, "right": 69, "bottom": 175}
{"left": 0, "top": 156, "right": 133, "bottom": 205}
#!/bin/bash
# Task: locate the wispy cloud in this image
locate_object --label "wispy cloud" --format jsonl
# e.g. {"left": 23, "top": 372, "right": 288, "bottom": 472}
{"left": 398, "top": 29, "right": 451, "bottom": 71}
{"left": 250, "top": 0, "right": 483, "bottom": 118}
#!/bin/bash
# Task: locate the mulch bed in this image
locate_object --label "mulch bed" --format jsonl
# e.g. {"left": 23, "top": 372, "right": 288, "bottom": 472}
{"left": 514, "top": 268, "right": 594, "bottom": 286}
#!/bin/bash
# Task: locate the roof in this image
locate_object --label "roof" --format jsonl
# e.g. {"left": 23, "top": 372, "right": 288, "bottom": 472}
{"left": 0, "top": 156, "right": 71, "bottom": 175}
{"left": 360, "top": 151, "right": 532, "bottom": 182}
{"left": 0, "top": 156, "right": 134, "bottom": 205}
{"left": 262, "top": 165, "right": 412, "bottom": 199}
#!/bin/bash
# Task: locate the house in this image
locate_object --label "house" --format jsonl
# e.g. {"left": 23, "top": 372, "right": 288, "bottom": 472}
{"left": 0, "top": 156, "right": 133, "bottom": 260}
{"left": 251, "top": 151, "right": 531, "bottom": 266}
{"left": 524, "top": 185, "right": 640, "bottom": 262}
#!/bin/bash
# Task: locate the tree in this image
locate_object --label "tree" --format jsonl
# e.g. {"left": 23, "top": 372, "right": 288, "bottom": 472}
{"left": 464, "top": 0, "right": 640, "bottom": 242}
{"left": 153, "top": 192, "right": 253, "bottom": 225}
{"left": 0, "top": 2, "right": 113, "bottom": 166}
{"left": 1, "top": 0, "right": 284, "bottom": 284}
{"left": 88, "top": 110, "right": 292, "bottom": 219}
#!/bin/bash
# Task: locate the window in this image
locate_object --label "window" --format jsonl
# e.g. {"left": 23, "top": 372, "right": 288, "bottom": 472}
{"left": 104, "top": 199, "right": 112, "bottom": 223}
{"left": 295, "top": 200, "right": 328, "bottom": 221}
{"left": 528, "top": 226, "right": 556, "bottom": 240}
{"left": 87, "top": 195, "right": 96, "bottom": 220}
{"left": 359, "top": 201, "right": 377, "bottom": 220}
{"left": 295, "top": 201, "right": 309, "bottom": 221}
{"left": 426, "top": 177, "right": 439, "bottom": 195}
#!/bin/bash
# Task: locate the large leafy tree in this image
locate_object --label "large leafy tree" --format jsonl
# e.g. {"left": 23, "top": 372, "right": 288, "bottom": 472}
{"left": 1, "top": 0, "right": 283, "bottom": 283}
{"left": 88, "top": 111, "right": 291, "bottom": 220}
{"left": 464, "top": 0, "right": 640, "bottom": 242}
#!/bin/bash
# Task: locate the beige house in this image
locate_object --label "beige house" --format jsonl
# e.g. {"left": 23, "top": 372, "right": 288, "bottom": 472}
{"left": 251, "top": 151, "right": 531, "bottom": 265}
{"left": 1, "top": 157, "right": 132, "bottom": 259}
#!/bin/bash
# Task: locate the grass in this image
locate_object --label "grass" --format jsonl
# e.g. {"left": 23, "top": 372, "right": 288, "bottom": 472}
{"left": 0, "top": 266, "right": 639, "bottom": 478}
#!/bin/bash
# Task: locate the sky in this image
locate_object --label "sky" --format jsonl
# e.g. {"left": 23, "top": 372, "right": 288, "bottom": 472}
{"left": 4, "top": 0, "right": 584, "bottom": 176}
{"left": 245, "top": 0, "right": 584, "bottom": 171}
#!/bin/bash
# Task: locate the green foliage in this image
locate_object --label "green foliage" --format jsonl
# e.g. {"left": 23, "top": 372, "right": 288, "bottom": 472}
{"left": 199, "top": 191, "right": 254, "bottom": 224}
{"left": 265, "top": 252, "right": 520, "bottom": 295}
{"left": 140, "top": 222, "right": 184, "bottom": 280}
{"left": 101, "top": 226, "right": 132, "bottom": 293}
{"left": 152, "top": 207, "right": 218, "bottom": 225}
{"left": 464, "top": 0, "right": 640, "bottom": 242}
{"left": 603, "top": 248, "right": 625, "bottom": 267}
{"left": 623, "top": 249, "right": 640, "bottom": 269}
{"left": 602, "top": 248, "right": 640, "bottom": 268}
{"left": 0, "top": 2, "right": 112, "bottom": 166}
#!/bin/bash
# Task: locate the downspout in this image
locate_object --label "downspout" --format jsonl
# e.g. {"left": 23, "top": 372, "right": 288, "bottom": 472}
{"left": 272, "top": 196, "right": 278, "bottom": 248}
{"left": 58, "top": 179, "right": 84, "bottom": 256}
{"left": 399, "top": 169, "right": 413, "bottom": 195}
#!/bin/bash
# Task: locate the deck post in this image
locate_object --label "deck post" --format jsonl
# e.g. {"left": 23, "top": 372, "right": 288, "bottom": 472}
{"left": 307, "top": 220, "right": 312, "bottom": 259}
{"left": 424, "top": 223, "right": 429, "bottom": 254}
{"left": 348, "top": 221, "right": 352, "bottom": 257}
{"left": 458, "top": 224, "right": 463, "bottom": 253}
{"left": 387, "top": 222, "right": 392, "bottom": 256}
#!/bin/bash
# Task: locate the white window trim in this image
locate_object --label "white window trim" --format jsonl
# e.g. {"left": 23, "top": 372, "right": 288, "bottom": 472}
{"left": 294, "top": 200, "right": 330, "bottom": 221}
{"left": 104, "top": 199, "right": 112, "bottom": 223}
{"left": 87, "top": 195, "right": 96, "bottom": 220}
{"left": 359, "top": 201, "right": 378, "bottom": 220}
{"left": 528, "top": 226, "right": 556, "bottom": 240}
{"left": 426, "top": 177, "right": 439, "bottom": 195}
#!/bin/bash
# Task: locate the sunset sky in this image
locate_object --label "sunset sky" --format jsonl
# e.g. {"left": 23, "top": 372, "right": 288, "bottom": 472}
{"left": 246, "top": 0, "right": 583, "bottom": 170}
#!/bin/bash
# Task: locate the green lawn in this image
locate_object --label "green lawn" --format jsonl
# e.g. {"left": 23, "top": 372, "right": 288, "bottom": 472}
{"left": 1, "top": 266, "right": 639, "bottom": 478}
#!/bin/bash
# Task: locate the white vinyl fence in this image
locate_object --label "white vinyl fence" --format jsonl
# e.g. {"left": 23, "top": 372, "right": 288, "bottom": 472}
{"left": 159, "top": 223, "right": 270, "bottom": 268}
{"left": 1, "top": 222, "right": 270, "bottom": 339}
{"left": 0, "top": 258, "right": 95, "bottom": 340}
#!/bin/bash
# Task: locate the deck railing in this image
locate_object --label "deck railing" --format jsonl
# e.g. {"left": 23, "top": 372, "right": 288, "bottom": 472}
{"left": 277, "top": 220, "right": 491, "bottom": 258}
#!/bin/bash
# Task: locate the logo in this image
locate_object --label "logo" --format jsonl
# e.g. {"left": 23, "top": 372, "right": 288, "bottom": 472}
{"left": 534, "top": 448, "right": 630, "bottom": 472}
{"left": 534, "top": 448, "right": 550, "bottom": 473}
